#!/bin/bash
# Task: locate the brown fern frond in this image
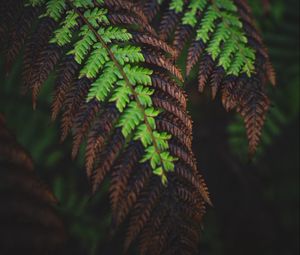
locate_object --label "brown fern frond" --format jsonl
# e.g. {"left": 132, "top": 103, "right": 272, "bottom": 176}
{"left": 132, "top": 33, "right": 177, "bottom": 57}
{"left": 174, "top": 163, "right": 210, "bottom": 205}
{"left": 22, "top": 17, "right": 58, "bottom": 93}
{"left": 221, "top": 77, "right": 239, "bottom": 111}
{"left": 210, "top": 67, "right": 225, "bottom": 99}
{"left": 141, "top": 0, "right": 160, "bottom": 21}
{"left": 222, "top": 72, "right": 270, "bottom": 155}
{"left": 105, "top": 0, "right": 149, "bottom": 23}
{"left": 230, "top": 0, "right": 274, "bottom": 154}
{"left": 124, "top": 183, "right": 162, "bottom": 251}
{"left": 143, "top": 50, "right": 183, "bottom": 81}
{"left": 156, "top": 118, "right": 192, "bottom": 149}
{"left": 198, "top": 54, "right": 215, "bottom": 93}
{"left": 152, "top": 96, "right": 193, "bottom": 133}
{"left": 4, "top": 7, "right": 40, "bottom": 72}
{"left": 110, "top": 142, "right": 144, "bottom": 213}
{"left": 138, "top": 202, "right": 168, "bottom": 255}
{"left": 114, "top": 164, "right": 153, "bottom": 227}
{"left": 159, "top": 9, "right": 181, "bottom": 41}
{"left": 186, "top": 40, "right": 205, "bottom": 76}
{"left": 72, "top": 100, "right": 100, "bottom": 159}
{"left": 108, "top": 13, "right": 156, "bottom": 35}
{"left": 85, "top": 106, "right": 120, "bottom": 176}
{"left": 266, "top": 60, "right": 276, "bottom": 86}
{"left": 0, "top": 116, "right": 66, "bottom": 255}
{"left": 235, "top": 76, "right": 270, "bottom": 156}
{"left": 60, "top": 78, "right": 90, "bottom": 142}
{"left": 146, "top": 210, "right": 173, "bottom": 255}
{"left": 51, "top": 56, "right": 80, "bottom": 120}
{"left": 31, "top": 44, "right": 62, "bottom": 108}
{"left": 121, "top": 145, "right": 209, "bottom": 254}
{"left": 136, "top": 175, "right": 206, "bottom": 255}
{"left": 91, "top": 129, "right": 125, "bottom": 192}
{"left": 173, "top": 25, "right": 193, "bottom": 56}
{"left": 151, "top": 72, "right": 187, "bottom": 108}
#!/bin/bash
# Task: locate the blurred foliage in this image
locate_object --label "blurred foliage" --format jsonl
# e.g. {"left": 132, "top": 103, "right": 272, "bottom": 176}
{"left": 0, "top": 0, "right": 299, "bottom": 255}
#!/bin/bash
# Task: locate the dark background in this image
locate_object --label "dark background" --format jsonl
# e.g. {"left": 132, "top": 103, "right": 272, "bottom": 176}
{"left": 0, "top": 0, "right": 299, "bottom": 254}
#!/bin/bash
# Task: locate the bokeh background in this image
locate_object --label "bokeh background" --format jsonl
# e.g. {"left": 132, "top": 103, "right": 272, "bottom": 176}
{"left": 0, "top": 0, "right": 299, "bottom": 254}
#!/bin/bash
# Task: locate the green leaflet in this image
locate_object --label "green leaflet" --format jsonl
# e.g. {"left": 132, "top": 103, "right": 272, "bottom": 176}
{"left": 50, "top": 10, "right": 80, "bottom": 46}
{"left": 182, "top": 0, "right": 207, "bottom": 27}
{"left": 41, "top": 0, "right": 66, "bottom": 21}
{"left": 170, "top": 0, "right": 185, "bottom": 12}
{"left": 26, "top": 0, "right": 177, "bottom": 183}
{"left": 169, "top": 0, "right": 256, "bottom": 77}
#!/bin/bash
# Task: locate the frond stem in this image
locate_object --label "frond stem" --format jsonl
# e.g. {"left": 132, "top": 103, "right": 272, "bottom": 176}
{"left": 67, "top": 0, "right": 169, "bottom": 180}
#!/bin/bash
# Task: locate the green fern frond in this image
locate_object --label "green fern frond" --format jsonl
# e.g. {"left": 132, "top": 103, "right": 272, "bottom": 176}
{"left": 26, "top": 0, "right": 176, "bottom": 183}
{"left": 170, "top": 0, "right": 256, "bottom": 76}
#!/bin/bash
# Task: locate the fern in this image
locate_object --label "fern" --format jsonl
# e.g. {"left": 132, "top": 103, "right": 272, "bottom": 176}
{"left": 142, "top": 0, "right": 256, "bottom": 75}
{"left": 138, "top": 0, "right": 276, "bottom": 155}
{"left": 33, "top": 0, "right": 178, "bottom": 184}
{"left": 1, "top": 0, "right": 210, "bottom": 254}
{"left": 0, "top": 115, "right": 66, "bottom": 254}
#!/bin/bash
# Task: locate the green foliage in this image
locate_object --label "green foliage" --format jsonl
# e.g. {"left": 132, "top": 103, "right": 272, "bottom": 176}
{"left": 168, "top": 0, "right": 256, "bottom": 76}
{"left": 43, "top": 0, "right": 66, "bottom": 21}
{"left": 26, "top": 0, "right": 176, "bottom": 182}
{"left": 170, "top": 0, "right": 185, "bottom": 12}
{"left": 182, "top": 0, "right": 207, "bottom": 26}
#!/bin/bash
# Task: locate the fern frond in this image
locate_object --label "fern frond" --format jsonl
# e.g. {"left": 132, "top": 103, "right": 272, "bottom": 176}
{"left": 1, "top": 1, "right": 209, "bottom": 254}
{"left": 31, "top": 44, "right": 62, "bottom": 108}
{"left": 0, "top": 116, "right": 66, "bottom": 255}
{"left": 159, "top": 9, "right": 182, "bottom": 41}
{"left": 138, "top": 0, "right": 275, "bottom": 155}
{"left": 72, "top": 100, "right": 100, "bottom": 158}
{"left": 22, "top": 17, "right": 58, "bottom": 95}
{"left": 222, "top": 77, "right": 269, "bottom": 155}
{"left": 142, "top": 0, "right": 160, "bottom": 21}
{"left": 4, "top": 6, "right": 40, "bottom": 71}
{"left": 24, "top": 0, "right": 180, "bottom": 184}
{"left": 60, "top": 77, "right": 91, "bottom": 141}
{"left": 143, "top": 0, "right": 256, "bottom": 75}
{"left": 51, "top": 55, "right": 80, "bottom": 120}
{"left": 229, "top": 0, "right": 299, "bottom": 159}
